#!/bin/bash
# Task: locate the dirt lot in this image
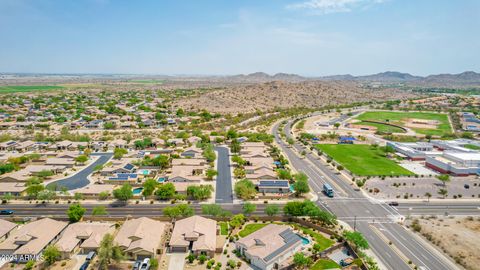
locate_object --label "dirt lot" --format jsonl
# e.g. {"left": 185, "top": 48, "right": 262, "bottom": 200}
{"left": 408, "top": 216, "right": 480, "bottom": 270}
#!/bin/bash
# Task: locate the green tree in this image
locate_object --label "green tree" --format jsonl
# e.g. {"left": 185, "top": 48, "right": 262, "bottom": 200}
{"left": 67, "top": 203, "right": 86, "bottom": 222}
{"left": 36, "top": 189, "right": 55, "bottom": 202}
{"left": 37, "top": 170, "right": 54, "bottom": 179}
{"left": 233, "top": 167, "right": 246, "bottom": 179}
{"left": 99, "top": 191, "right": 110, "bottom": 200}
{"left": 74, "top": 192, "right": 83, "bottom": 201}
{"left": 205, "top": 168, "right": 218, "bottom": 180}
{"left": 155, "top": 183, "right": 176, "bottom": 200}
{"left": 293, "top": 252, "right": 312, "bottom": 269}
{"left": 163, "top": 204, "right": 194, "bottom": 219}
{"left": 229, "top": 214, "right": 245, "bottom": 228}
{"left": 26, "top": 183, "right": 44, "bottom": 198}
{"left": 150, "top": 258, "right": 159, "bottom": 270}
{"left": 113, "top": 148, "right": 128, "bottom": 159}
{"left": 201, "top": 204, "right": 225, "bottom": 217}
{"left": 265, "top": 204, "right": 280, "bottom": 216}
{"left": 230, "top": 140, "right": 241, "bottom": 153}
{"left": 292, "top": 172, "right": 310, "bottom": 196}
{"left": 142, "top": 178, "right": 158, "bottom": 196}
{"left": 343, "top": 231, "right": 369, "bottom": 250}
{"left": 187, "top": 185, "right": 213, "bottom": 200}
{"left": 92, "top": 205, "right": 108, "bottom": 216}
{"left": 438, "top": 188, "right": 448, "bottom": 198}
{"left": 436, "top": 174, "right": 450, "bottom": 187}
{"left": 276, "top": 169, "right": 292, "bottom": 180}
{"left": 1, "top": 193, "right": 14, "bottom": 203}
{"left": 234, "top": 179, "right": 256, "bottom": 200}
{"left": 75, "top": 155, "right": 88, "bottom": 164}
{"left": 113, "top": 183, "right": 133, "bottom": 202}
{"left": 425, "top": 192, "right": 432, "bottom": 202}
{"left": 43, "top": 245, "right": 61, "bottom": 265}
{"left": 242, "top": 202, "right": 256, "bottom": 215}
{"left": 97, "top": 234, "right": 124, "bottom": 270}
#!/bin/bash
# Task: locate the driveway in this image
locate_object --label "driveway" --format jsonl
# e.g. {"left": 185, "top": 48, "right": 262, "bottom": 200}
{"left": 167, "top": 253, "right": 186, "bottom": 270}
{"left": 46, "top": 153, "right": 113, "bottom": 190}
{"left": 215, "top": 146, "right": 233, "bottom": 203}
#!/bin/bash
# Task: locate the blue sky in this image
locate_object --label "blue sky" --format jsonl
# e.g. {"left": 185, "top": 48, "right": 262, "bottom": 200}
{"left": 0, "top": 0, "right": 479, "bottom": 76}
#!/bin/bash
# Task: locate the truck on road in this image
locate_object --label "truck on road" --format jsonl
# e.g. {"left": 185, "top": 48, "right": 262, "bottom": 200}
{"left": 323, "top": 183, "right": 334, "bottom": 197}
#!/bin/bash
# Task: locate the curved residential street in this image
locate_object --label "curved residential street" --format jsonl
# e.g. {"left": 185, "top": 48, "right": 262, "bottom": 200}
{"left": 46, "top": 153, "right": 113, "bottom": 190}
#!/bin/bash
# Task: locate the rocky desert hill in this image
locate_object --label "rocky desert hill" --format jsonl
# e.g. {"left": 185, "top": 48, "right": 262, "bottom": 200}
{"left": 173, "top": 80, "right": 418, "bottom": 113}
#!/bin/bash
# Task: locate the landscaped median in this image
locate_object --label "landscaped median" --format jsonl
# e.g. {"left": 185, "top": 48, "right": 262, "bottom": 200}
{"left": 315, "top": 144, "right": 415, "bottom": 177}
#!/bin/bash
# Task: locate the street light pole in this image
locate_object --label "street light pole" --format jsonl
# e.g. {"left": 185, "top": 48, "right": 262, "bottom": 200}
{"left": 354, "top": 215, "right": 357, "bottom": 231}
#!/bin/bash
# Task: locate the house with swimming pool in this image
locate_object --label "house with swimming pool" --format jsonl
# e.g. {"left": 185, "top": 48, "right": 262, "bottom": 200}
{"left": 235, "top": 224, "right": 303, "bottom": 270}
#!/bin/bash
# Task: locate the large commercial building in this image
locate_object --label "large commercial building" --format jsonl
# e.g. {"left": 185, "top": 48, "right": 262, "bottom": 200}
{"left": 426, "top": 152, "right": 480, "bottom": 176}
{"left": 386, "top": 142, "right": 436, "bottom": 160}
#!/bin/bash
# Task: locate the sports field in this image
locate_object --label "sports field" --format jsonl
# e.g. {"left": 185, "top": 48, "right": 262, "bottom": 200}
{"left": 356, "top": 121, "right": 406, "bottom": 133}
{"left": 315, "top": 144, "right": 415, "bottom": 176}
{"left": 0, "top": 85, "right": 64, "bottom": 93}
{"left": 355, "top": 111, "right": 451, "bottom": 136}
{"left": 129, "top": 79, "right": 165, "bottom": 84}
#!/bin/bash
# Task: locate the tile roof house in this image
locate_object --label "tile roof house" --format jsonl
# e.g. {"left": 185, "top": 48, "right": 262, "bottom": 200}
{"left": 115, "top": 217, "right": 167, "bottom": 260}
{"left": 0, "top": 218, "right": 68, "bottom": 261}
{"left": 0, "top": 219, "right": 17, "bottom": 242}
{"left": 0, "top": 182, "right": 27, "bottom": 196}
{"left": 169, "top": 216, "right": 217, "bottom": 257}
{"left": 56, "top": 222, "right": 115, "bottom": 259}
{"left": 181, "top": 147, "right": 203, "bottom": 158}
{"left": 235, "top": 224, "right": 303, "bottom": 270}
{"left": 168, "top": 165, "right": 204, "bottom": 182}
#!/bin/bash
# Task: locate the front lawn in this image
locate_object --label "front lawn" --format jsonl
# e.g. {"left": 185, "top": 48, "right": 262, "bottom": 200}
{"left": 311, "top": 259, "right": 341, "bottom": 270}
{"left": 219, "top": 222, "right": 229, "bottom": 235}
{"left": 315, "top": 144, "right": 415, "bottom": 176}
{"left": 238, "top": 223, "right": 269, "bottom": 237}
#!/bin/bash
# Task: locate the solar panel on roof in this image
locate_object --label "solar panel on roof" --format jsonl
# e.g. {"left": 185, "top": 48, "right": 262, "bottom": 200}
{"left": 258, "top": 180, "right": 289, "bottom": 187}
{"left": 123, "top": 163, "right": 134, "bottom": 170}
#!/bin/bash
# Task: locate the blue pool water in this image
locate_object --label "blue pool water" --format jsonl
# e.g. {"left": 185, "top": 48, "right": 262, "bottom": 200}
{"left": 132, "top": 188, "right": 143, "bottom": 195}
{"left": 157, "top": 177, "right": 166, "bottom": 183}
{"left": 299, "top": 235, "right": 310, "bottom": 245}
{"left": 290, "top": 186, "right": 295, "bottom": 193}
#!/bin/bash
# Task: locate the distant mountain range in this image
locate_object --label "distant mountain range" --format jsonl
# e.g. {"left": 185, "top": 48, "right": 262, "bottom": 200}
{"left": 221, "top": 71, "right": 480, "bottom": 87}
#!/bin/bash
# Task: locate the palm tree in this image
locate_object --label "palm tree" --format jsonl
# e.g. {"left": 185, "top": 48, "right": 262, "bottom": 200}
{"left": 97, "top": 234, "right": 124, "bottom": 270}
{"left": 425, "top": 192, "right": 432, "bottom": 202}
{"left": 438, "top": 188, "right": 448, "bottom": 199}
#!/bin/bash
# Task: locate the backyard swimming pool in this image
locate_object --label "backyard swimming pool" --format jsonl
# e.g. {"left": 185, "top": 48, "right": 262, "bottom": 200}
{"left": 299, "top": 235, "right": 310, "bottom": 245}
{"left": 132, "top": 187, "right": 143, "bottom": 195}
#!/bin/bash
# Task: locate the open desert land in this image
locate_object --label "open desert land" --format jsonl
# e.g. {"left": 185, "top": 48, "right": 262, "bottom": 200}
{"left": 408, "top": 216, "right": 480, "bottom": 270}
{"left": 173, "top": 80, "right": 418, "bottom": 113}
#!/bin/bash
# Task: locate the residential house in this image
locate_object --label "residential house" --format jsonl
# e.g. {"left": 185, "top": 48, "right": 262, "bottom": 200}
{"left": 235, "top": 224, "right": 303, "bottom": 270}
{"left": 169, "top": 216, "right": 217, "bottom": 257}
{"left": 0, "top": 218, "right": 68, "bottom": 261}
{"left": 257, "top": 180, "right": 291, "bottom": 194}
{"left": 181, "top": 147, "right": 203, "bottom": 158}
{"left": 56, "top": 222, "right": 115, "bottom": 259}
{"left": 0, "top": 182, "right": 27, "bottom": 196}
{"left": 45, "top": 158, "right": 76, "bottom": 168}
{"left": 115, "top": 217, "right": 167, "bottom": 260}
{"left": 0, "top": 220, "right": 17, "bottom": 242}
{"left": 100, "top": 163, "right": 136, "bottom": 176}
{"left": 169, "top": 166, "right": 204, "bottom": 182}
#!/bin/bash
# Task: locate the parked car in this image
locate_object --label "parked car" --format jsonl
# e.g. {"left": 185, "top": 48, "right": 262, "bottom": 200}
{"left": 79, "top": 262, "right": 89, "bottom": 270}
{"left": 133, "top": 260, "right": 141, "bottom": 270}
{"left": 0, "top": 210, "right": 14, "bottom": 215}
{"left": 388, "top": 202, "right": 399, "bottom": 206}
{"left": 464, "top": 184, "right": 470, "bottom": 189}
{"left": 86, "top": 251, "right": 96, "bottom": 261}
{"left": 140, "top": 258, "right": 150, "bottom": 270}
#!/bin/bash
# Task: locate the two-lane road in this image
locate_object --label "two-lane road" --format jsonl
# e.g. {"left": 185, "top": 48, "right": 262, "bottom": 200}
{"left": 215, "top": 146, "right": 233, "bottom": 203}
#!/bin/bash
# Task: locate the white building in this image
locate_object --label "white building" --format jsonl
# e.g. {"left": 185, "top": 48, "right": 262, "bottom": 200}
{"left": 426, "top": 151, "right": 480, "bottom": 176}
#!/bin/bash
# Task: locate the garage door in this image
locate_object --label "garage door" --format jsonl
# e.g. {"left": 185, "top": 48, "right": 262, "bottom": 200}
{"left": 171, "top": 247, "right": 187, "bottom": 253}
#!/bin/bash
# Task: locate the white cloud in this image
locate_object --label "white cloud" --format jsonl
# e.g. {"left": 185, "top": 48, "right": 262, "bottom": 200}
{"left": 287, "top": 0, "right": 385, "bottom": 14}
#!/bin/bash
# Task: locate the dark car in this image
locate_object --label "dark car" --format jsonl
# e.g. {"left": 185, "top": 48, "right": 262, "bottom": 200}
{"left": 79, "top": 262, "right": 89, "bottom": 270}
{"left": 388, "top": 202, "right": 399, "bottom": 206}
{"left": 0, "top": 210, "right": 14, "bottom": 215}
{"left": 133, "top": 261, "right": 141, "bottom": 270}
{"left": 464, "top": 184, "right": 470, "bottom": 189}
{"left": 86, "top": 251, "right": 96, "bottom": 261}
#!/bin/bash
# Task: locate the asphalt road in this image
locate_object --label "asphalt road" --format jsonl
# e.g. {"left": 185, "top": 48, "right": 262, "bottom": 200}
{"left": 274, "top": 119, "right": 458, "bottom": 270}
{"left": 46, "top": 153, "right": 113, "bottom": 190}
{"left": 215, "top": 146, "right": 233, "bottom": 203}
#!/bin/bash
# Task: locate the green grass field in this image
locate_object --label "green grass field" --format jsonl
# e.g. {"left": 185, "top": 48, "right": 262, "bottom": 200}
{"left": 464, "top": 144, "right": 480, "bottom": 150}
{"left": 0, "top": 85, "right": 64, "bottom": 93}
{"left": 311, "top": 259, "right": 341, "bottom": 270}
{"left": 355, "top": 111, "right": 452, "bottom": 136}
{"left": 356, "top": 121, "right": 406, "bottom": 133}
{"left": 315, "top": 144, "right": 415, "bottom": 176}
{"left": 219, "top": 222, "right": 228, "bottom": 235}
{"left": 238, "top": 223, "right": 268, "bottom": 237}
